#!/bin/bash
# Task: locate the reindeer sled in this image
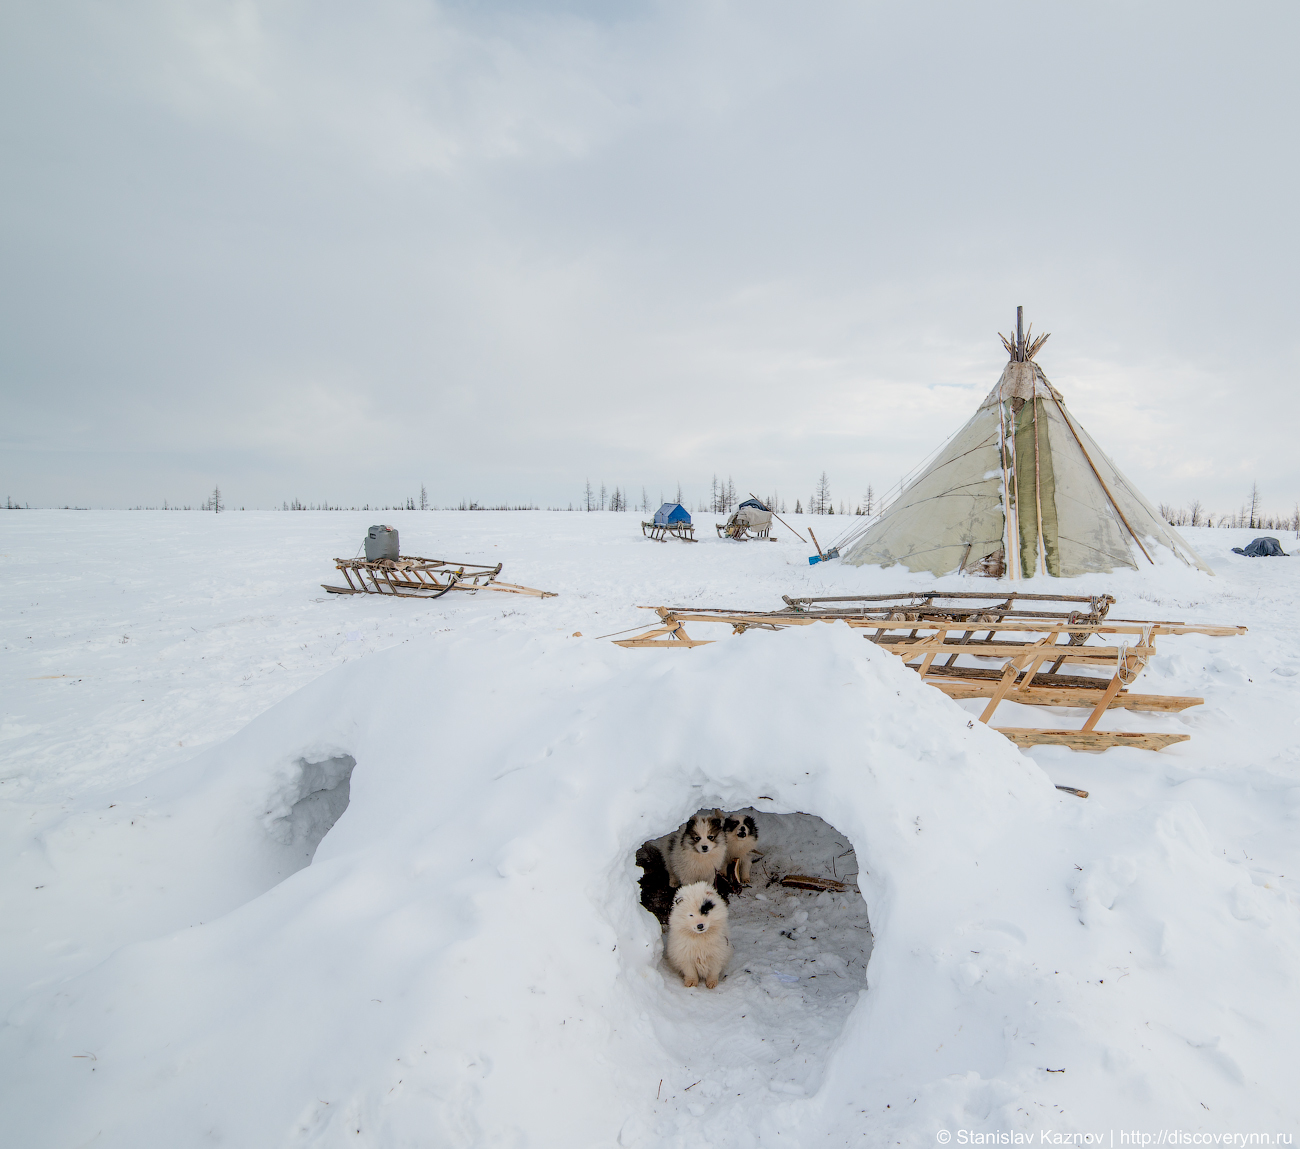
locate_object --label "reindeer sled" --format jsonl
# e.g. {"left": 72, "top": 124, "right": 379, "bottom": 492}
{"left": 717, "top": 498, "right": 775, "bottom": 540}
{"left": 642, "top": 503, "right": 697, "bottom": 542}
{"left": 611, "top": 590, "right": 1245, "bottom": 754}
{"left": 322, "top": 525, "right": 556, "bottom": 600}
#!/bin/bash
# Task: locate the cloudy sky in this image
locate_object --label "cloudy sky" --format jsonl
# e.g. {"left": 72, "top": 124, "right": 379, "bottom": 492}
{"left": 2, "top": 1, "right": 1296, "bottom": 515}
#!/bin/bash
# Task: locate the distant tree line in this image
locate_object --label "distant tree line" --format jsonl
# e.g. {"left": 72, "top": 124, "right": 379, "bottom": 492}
{"left": 1159, "top": 482, "right": 1299, "bottom": 532}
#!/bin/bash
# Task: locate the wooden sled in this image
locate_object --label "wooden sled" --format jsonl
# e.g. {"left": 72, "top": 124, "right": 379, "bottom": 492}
{"left": 323, "top": 555, "right": 556, "bottom": 599}
{"left": 642, "top": 520, "right": 697, "bottom": 542}
{"left": 612, "top": 598, "right": 1245, "bottom": 752}
{"left": 716, "top": 521, "right": 771, "bottom": 540}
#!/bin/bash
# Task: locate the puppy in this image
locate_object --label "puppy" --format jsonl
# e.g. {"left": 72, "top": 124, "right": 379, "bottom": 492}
{"left": 723, "top": 813, "right": 760, "bottom": 886}
{"left": 665, "top": 881, "right": 731, "bottom": 988}
{"left": 666, "top": 811, "right": 727, "bottom": 888}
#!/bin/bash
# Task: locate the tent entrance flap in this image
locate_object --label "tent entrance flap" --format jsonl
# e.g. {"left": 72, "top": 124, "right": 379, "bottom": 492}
{"left": 1011, "top": 398, "right": 1060, "bottom": 577}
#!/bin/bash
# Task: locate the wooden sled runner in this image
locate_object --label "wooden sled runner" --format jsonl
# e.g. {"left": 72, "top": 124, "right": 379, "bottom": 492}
{"left": 323, "top": 556, "right": 556, "bottom": 599}
{"left": 642, "top": 520, "right": 697, "bottom": 542}
{"left": 613, "top": 591, "right": 1244, "bottom": 753}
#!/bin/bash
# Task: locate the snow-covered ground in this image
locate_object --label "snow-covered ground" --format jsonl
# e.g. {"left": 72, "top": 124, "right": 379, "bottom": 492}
{"left": 2, "top": 510, "right": 1299, "bottom": 1147}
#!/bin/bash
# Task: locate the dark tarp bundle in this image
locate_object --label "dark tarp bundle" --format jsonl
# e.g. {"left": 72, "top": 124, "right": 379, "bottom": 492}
{"left": 1232, "top": 537, "right": 1289, "bottom": 557}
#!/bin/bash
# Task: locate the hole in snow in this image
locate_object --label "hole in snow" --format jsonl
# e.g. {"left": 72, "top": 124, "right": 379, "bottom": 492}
{"left": 267, "top": 755, "right": 357, "bottom": 868}
{"left": 635, "top": 809, "right": 872, "bottom": 1096}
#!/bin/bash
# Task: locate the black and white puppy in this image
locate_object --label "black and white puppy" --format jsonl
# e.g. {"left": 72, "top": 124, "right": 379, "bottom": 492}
{"left": 723, "top": 813, "right": 760, "bottom": 886}
{"left": 665, "top": 881, "right": 731, "bottom": 988}
{"left": 666, "top": 810, "right": 727, "bottom": 888}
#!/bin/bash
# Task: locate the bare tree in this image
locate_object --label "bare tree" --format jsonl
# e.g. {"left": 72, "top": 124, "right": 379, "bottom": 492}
{"left": 420, "top": 484, "right": 429, "bottom": 511}
{"left": 1249, "top": 482, "right": 1261, "bottom": 529}
{"left": 675, "top": 481, "right": 683, "bottom": 505}
{"left": 584, "top": 479, "right": 594, "bottom": 512}
{"left": 815, "top": 472, "right": 831, "bottom": 515}
{"left": 795, "top": 498, "right": 803, "bottom": 514}
{"left": 1189, "top": 499, "right": 1203, "bottom": 527}
{"left": 209, "top": 485, "right": 224, "bottom": 513}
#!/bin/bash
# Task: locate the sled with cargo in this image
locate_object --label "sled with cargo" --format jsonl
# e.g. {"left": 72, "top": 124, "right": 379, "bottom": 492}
{"left": 321, "top": 524, "right": 556, "bottom": 599}
{"left": 642, "top": 502, "right": 697, "bottom": 542}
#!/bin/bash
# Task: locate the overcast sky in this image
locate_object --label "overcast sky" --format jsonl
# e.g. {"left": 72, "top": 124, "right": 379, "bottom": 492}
{"left": 2, "top": 1, "right": 1297, "bottom": 515}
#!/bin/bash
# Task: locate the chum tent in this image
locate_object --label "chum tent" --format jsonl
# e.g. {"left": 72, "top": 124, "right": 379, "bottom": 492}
{"left": 838, "top": 310, "right": 1212, "bottom": 579}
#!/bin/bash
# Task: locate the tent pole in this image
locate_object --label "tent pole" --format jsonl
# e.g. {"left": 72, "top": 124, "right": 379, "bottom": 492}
{"left": 997, "top": 376, "right": 1016, "bottom": 579}
{"left": 1050, "top": 395, "right": 1155, "bottom": 565}
{"left": 1032, "top": 385, "right": 1047, "bottom": 576}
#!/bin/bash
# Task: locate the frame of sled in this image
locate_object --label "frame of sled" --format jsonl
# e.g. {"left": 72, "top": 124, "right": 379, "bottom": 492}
{"left": 612, "top": 591, "right": 1246, "bottom": 753}
{"left": 716, "top": 520, "right": 771, "bottom": 540}
{"left": 323, "top": 556, "right": 556, "bottom": 599}
{"left": 642, "top": 520, "right": 697, "bottom": 542}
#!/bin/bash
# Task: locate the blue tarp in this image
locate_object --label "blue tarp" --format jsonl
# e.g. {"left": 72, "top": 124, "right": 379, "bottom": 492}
{"left": 653, "top": 502, "right": 692, "bottom": 526}
{"left": 737, "top": 498, "right": 769, "bottom": 511}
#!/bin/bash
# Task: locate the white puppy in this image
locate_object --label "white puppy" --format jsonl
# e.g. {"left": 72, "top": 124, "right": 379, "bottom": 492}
{"left": 665, "top": 881, "right": 731, "bottom": 989}
{"left": 723, "top": 813, "right": 760, "bottom": 886}
{"left": 666, "top": 811, "right": 727, "bottom": 888}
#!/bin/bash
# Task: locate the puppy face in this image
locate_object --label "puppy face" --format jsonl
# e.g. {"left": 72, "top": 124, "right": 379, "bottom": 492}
{"left": 672, "top": 889, "right": 718, "bottom": 933}
{"left": 724, "top": 814, "right": 758, "bottom": 843}
{"left": 682, "top": 814, "right": 724, "bottom": 856}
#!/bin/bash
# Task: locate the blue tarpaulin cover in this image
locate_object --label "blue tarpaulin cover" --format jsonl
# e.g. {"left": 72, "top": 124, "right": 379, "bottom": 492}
{"left": 738, "top": 498, "right": 769, "bottom": 511}
{"left": 653, "top": 503, "right": 692, "bottom": 526}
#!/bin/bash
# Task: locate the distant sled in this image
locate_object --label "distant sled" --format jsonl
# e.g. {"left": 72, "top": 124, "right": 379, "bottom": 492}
{"left": 717, "top": 498, "right": 774, "bottom": 541}
{"left": 643, "top": 502, "right": 696, "bottom": 542}
{"left": 322, "top": 524, "right": 557, "bottom": 599}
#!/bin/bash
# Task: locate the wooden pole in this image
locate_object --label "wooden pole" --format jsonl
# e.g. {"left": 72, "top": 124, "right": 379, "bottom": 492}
{"left": 1049, "top": 395, "right": 1155, "bottom": 565}
{"left": 1016, "top": 306, "right": 1023, "bottom": 361}
{"left": 1032, "top": 389, "right": 1047, "bottom": 576}
{"left": 750, "top": 492, "right": 806, "bottom": 542}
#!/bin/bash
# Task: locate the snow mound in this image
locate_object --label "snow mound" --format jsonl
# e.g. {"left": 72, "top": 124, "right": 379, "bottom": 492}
{"left": 3, "top": 619, "right": 1297, "bottom": 1145}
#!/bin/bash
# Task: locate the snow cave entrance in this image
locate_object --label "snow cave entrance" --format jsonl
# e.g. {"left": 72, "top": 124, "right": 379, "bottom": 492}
{"left": 635, "top": 809, "right": 873, "bottom": 1096}
{"left": 269, "top": 754, "right": 357, "bottom": 873}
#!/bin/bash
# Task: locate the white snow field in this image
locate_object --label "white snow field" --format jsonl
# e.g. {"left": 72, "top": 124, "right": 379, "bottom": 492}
{"left": 2, "top": 510, "right": 1299, "bottom": 1147}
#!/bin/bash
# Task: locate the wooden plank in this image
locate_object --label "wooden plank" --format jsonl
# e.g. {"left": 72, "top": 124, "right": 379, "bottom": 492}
{"left": 322, "top": 584, "right": 361, "bottom": 594}
{"left": 614, "top": 623, "right": 714, "bottom": 649}
{"left": 928, "top": 682, "right": 1203, "bottom": 712}
{"left": 1081, "top": 675, "right": 1125, "bottom": 732}
{"left": 780, "top": 875, "right": 847, "bottom": 892}
{"left": 849, "top": 620, "right": 1245, "bottom": 637}
{"left": 978, "top": 664, "right": 1020, "bottom": 723}
{"left": 891, "top": 640, "right": 1155, "bottom": 662}
{"left": 995, "top": 729, "right": 1191, "bottom": 752}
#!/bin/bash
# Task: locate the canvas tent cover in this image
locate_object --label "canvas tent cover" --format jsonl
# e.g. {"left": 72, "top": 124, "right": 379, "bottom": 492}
{"left": 653, "top": 503, "right": 692, "bottom": 526}
{"left": 840, "top": 358, "right": 1211, "bottom": 578}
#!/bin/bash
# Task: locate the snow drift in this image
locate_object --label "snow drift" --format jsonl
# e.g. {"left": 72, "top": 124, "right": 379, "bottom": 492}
{"left": 3, "top": 617, "right": 1298, "bottom": 1146}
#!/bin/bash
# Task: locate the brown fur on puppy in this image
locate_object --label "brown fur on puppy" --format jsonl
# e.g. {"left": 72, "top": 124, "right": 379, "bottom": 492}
{"left": 665, "top": 881, "right": 731, "bottom": 988}
{"left": 723, "top": 813, "right": 760, "bottom": 886}
{"left": 666, "top": 811, "right": 727, "bottom": 888}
